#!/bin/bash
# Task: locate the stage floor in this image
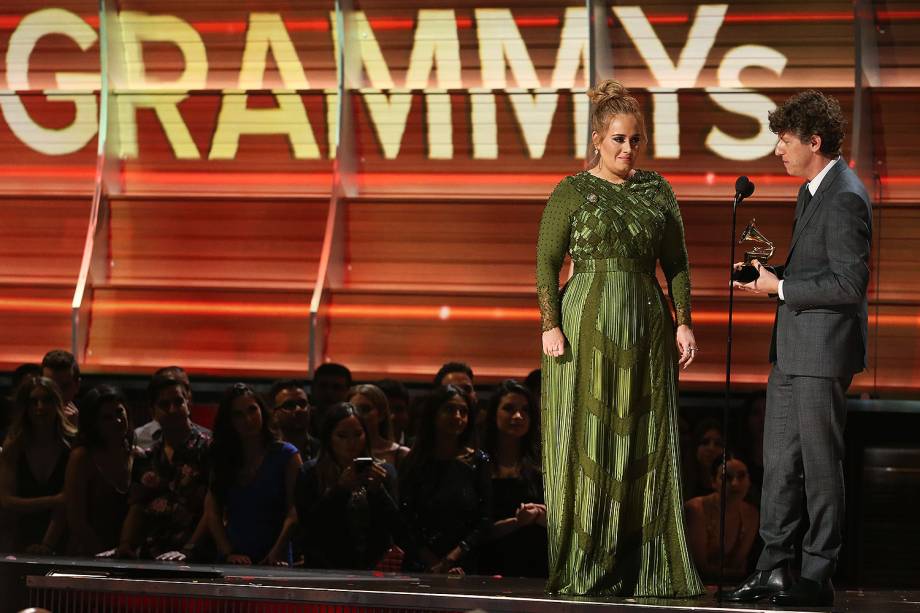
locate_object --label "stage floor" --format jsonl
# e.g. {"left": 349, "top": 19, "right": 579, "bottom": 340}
{"left": 3, "top": 556, "right": 919, "bottom": 613}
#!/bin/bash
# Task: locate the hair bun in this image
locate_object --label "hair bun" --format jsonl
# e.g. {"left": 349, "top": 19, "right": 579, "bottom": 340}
{"left": 588, "top": 79, "right": 629, "bottom": 106}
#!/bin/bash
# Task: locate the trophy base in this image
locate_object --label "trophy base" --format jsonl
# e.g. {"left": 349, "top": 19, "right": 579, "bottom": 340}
{"left": 732, "top": 264, "right": 760, "bottom": 283}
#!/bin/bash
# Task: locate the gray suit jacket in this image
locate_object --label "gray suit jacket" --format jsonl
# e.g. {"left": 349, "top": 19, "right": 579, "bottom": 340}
{"left": 769, "top": 158, "right": 872, "bottom": 378}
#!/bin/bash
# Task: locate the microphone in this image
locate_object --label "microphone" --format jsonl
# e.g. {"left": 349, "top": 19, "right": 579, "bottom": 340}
{"left": 734, "top": 175, "right": 755, "bottom": 202}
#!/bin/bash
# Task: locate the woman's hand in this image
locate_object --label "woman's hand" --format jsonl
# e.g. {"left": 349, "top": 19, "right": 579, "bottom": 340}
{"left": 542, "top": 327, "right": 567, "bottom": 358}
{"left": 515, "top": 503, "right": 540, "bottom": 527}
{"left": 260, "top": 548, "right": 289, "bottom": 567}
{"left": 156, "top": 550, "right": 188, "bottom": 562}
{"left": 363, "top": 463, "right": 388, "bottom": 490}
{"left": 226, "top": 553, "right": 252, "bottom": 565}
{"left": 676, "top": 324, "right": 698, "bottom": 370}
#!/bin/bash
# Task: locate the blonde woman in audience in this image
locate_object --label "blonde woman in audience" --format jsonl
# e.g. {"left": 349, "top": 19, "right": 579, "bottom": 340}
{"left": 349, "top": 384, "right": 409, "bottom": 467}
{"left": 0, "top": 377, "right": 75, "bottom": 553}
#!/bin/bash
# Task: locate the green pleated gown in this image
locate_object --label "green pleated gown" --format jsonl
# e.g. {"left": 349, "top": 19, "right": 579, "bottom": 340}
{"left": 536, "top": 170, "right": 704, "bottom": 597}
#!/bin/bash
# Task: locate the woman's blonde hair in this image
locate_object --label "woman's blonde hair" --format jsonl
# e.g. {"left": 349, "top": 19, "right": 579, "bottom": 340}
{"left": 348, "top": 384, "right": 392, "bottom": 440}
{"left": 588, "top": 79, "right": 646, "bottom": 142}
{"left": 1, "top": 377, "right": 75, "bottom": 465}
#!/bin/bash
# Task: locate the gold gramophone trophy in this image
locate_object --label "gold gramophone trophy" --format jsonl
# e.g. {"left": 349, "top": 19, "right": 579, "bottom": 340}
{"left": 732, "top": 219, "right": 775, "bottom": 282}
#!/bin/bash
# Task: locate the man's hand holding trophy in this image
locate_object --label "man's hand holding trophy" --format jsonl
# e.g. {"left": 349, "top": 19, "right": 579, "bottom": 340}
{"left": 732, "top": 219, "right": 780, "bottom": 296}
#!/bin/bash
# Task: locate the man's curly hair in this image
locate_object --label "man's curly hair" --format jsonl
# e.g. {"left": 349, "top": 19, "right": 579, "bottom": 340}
{"left": 768, "top": 90, "right": 846, "bottom": 157}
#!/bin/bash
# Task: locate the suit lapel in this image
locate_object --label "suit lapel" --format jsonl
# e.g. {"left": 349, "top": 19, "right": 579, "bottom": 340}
{"left": 786, "top": 158, "right": 846, "bottom": 263}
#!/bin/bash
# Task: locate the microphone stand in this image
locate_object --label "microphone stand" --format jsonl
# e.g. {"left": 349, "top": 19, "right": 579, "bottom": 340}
{"left": 717, "top": 190, "right": 743, "bottom": 602}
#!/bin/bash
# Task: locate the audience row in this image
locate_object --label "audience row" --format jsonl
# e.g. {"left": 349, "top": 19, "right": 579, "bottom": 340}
{"left": 0, "top": 350, "right": 765, "bottom": 581}
{"left": 0, "top": 352, "right": 545, "bottom": 577}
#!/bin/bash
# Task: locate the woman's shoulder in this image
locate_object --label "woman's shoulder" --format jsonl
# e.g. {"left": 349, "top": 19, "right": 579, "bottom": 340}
{"left": 548, "top": 173, "right": 586, "bottom": 201}
{"left": 637, "top": 170, "right": 676, "bottom": 198}
{"left": 67, "top": 445, "right": 91, "bottom": 466}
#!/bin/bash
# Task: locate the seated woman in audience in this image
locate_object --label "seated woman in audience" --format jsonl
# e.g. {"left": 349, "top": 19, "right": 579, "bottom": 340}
{"left": 115, "top": 375, "right": 211, "bottom": 560}
{"left": 348, "top": 384, "right": 409, "bottom": 467}
{"left": 207, "top": 383, "right": 301, "bottom": 565}
{"left": 64, "top": 385, "right": 138, "bottom": 556}
{"left": 400, "top": 385, "right": 492, "bottom": 574}
{"left": 684, "top": 451, "right": 759, "bottom": 581}
{"left": 296, "top": 402, "right": 402, "bottom": 570}
{"left": 478, "top": 380, "right": 548, "bottom": 578}
{"left": 0, "top": 377, "right": 75, "bottom": 553}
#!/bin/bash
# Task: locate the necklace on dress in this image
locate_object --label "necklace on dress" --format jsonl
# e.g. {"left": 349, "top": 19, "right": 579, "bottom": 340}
{"left": 93, "top": 452, "right": 133, "bottom": 495}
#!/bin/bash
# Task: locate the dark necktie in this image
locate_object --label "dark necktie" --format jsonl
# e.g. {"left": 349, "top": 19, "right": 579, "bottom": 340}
{"left": 802, "top": 187, "right": 813, "bottom": 213}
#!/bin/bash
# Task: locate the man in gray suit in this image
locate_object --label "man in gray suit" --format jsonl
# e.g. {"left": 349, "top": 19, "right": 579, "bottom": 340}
{"left": 725, "top": 90, "right": 872, "bottom": 607}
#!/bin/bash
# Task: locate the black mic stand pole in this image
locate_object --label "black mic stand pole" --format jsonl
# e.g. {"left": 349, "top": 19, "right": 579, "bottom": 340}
{"left": 717, "top": 190, "right": 742, "bottom": 602}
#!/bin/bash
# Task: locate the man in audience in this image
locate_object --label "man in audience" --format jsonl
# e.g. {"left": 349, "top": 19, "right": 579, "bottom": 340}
{"left": 133, "top": 366, "right": 210, "bottom": 452}
{"left": 434, "top": 361, "right": 480, "bottom": 428}
{"left": 41, "top": 349, "right": 81, "bottom": 428}
{"left": 116, "top": 374, "right": 211, "bottom": 560}
{"left": 434, "top": 362, "right": 477, "bottom": 410}
{"left": 269, "top": 379, "right": 320, "bottom": 461}
{"left": 310, "top": 363, "right": 352, "bottom": 432}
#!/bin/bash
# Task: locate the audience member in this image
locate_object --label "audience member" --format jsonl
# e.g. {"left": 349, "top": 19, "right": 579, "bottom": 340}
{"left": 207, "top": 383, "right": 301, "bottom": 566}
{"left": 134, "top": 366, "right": 210, "bottom": 452}
{"left": 433, "top": 362, "right": 478, "bottom": 418}
{"left": 376, "top": 379, "right": 411, "bottom": 446}
{"left": 684, "top": 418, "right": 724, "bottom": 498}
{"left": 116, "top": 375, "right": 210, "bottom": 560}
{"left": 349, "top": 384, "right": 409, "bottom": 467}
{"left": 64, "top": 385, "right": 137, "bottom": 556}
{"left": 478, "top": 380, "right": 548, "bottom": 578}
{"left": 0, "top": 377, "right": 75, "bottom": 553}
{"left": 296, "top": 403, "right": 403, "bottom": 570}
{"left": 1, "top": 363, "right": 41, "bottom": 444}
{"left": 41, "top": 350, "right": 81, "bottom": 429}
{"left": 310, "top": 363, "right": 352, "bottom": 433}
{"left": 269, "top": 379, "right": 320, "bottom": 462}
{"left": 684, "top": 452, "right": 759, "bottom": 580}
{"left": 400, "top": 385, "right": 492, "bottom": 574}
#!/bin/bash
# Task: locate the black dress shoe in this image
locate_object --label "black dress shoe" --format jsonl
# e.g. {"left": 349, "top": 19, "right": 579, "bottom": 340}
{"left": 723, "top": 564, "right": 793, "bottom": 602}
{"left": 771, "top": 577, "right": 834, "bottom": 607}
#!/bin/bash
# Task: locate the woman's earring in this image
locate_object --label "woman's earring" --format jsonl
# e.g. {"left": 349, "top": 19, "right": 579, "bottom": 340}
{"left": 594, "top": 147, "right": 599, "bottom": 155}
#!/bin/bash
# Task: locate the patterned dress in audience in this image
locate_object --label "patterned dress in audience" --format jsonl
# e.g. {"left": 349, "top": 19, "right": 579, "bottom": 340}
{"left": 130, "top": 426, "right": 210, "bottom": 558}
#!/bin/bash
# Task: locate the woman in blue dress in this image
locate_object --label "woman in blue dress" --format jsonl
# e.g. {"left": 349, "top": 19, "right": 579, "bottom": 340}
{"left": 207, "top": 383, "right": 302, "bottom": 565}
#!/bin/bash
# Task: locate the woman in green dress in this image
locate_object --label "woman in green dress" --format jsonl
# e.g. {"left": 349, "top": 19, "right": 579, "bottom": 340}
{"left": 536, "top": 79, "right": 704, "bottom": 597}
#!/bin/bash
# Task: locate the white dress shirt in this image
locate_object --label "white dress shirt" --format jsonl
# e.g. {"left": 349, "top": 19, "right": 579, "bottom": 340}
{"left": 777, "top": 157, "right": 839, "bottom": 300}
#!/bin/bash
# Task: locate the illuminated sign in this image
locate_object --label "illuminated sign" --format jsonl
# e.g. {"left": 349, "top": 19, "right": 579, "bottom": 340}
{"left": 1, "top": 5, "right": 858, "bottom": 169}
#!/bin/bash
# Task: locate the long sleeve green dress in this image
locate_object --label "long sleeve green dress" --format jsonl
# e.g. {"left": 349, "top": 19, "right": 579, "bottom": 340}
{"left": 536, "top": 169, "right": 704, "bottom": 597}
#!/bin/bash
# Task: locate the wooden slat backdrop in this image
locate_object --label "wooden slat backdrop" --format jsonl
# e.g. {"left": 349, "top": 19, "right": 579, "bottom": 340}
{"left": 0, "top": 196, "right": 91, "bottom": 369}
{"left": 82, "top": 195, "right": 328, "bottom": 373}
{"left": 0, "top": 1, "right": 917, "bottom": 390}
